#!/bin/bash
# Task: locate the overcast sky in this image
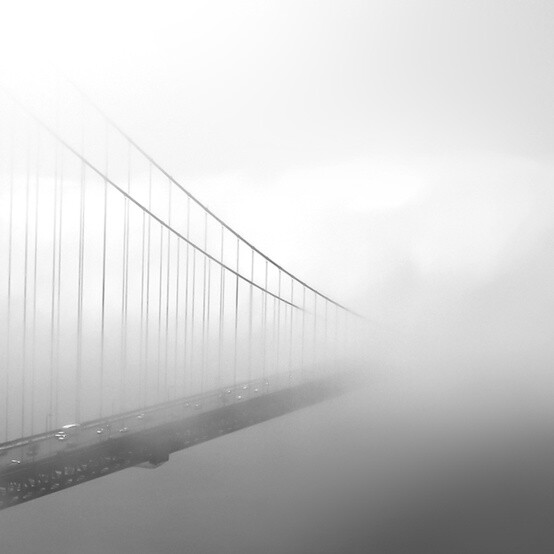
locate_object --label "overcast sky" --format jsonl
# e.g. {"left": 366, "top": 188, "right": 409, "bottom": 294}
{"left": 1, "top": 4, "right": 554, "bottom": 551}
{"left": 2, "top": 0, "right": 553, "bottom": 376}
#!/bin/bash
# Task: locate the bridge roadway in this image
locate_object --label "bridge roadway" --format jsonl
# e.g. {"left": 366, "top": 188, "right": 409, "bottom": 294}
{"left": 0, "top": 371, "right": 354, "bottom": 511}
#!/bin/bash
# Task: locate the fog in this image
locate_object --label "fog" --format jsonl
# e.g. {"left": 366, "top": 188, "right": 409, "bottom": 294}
{"left": 1, "top": 0, "right": 554, "bottom": 552}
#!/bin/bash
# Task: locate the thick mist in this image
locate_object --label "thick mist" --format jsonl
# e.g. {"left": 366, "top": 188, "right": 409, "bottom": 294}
{"left": 1, "top": 1, "right": 554, "bottom": 552}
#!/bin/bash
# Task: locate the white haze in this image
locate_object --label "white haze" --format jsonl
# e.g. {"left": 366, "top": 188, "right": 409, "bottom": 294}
{"left": 1, "top": 1, "right": 554, "bottom": 552}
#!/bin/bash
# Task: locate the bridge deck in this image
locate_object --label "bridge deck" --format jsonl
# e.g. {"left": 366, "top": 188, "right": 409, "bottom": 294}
{"left": 0, "top": 372, "right": 353, "bottom": 511}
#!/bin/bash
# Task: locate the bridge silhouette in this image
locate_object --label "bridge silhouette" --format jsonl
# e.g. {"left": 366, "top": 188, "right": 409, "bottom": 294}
{"left": 0, "top": 78, "right": 363, "bottom": 511}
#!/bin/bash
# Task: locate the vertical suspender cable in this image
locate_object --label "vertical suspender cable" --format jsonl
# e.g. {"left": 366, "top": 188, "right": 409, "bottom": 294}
{"left": 49, "top": 80, "right": 59, "bottom": 430}
{"left": 139, "top": 156, "right": 147, "bottom": 407}
{"left": 99, "top": 122, "right": 109, "bottom": 418}
{"left": 248, "top": 249, "right": 254, "bottom": 381}
{"left": 313, "top": 292, "right": 317, "bottom": 372}
{"left": 5, "top": 119, "right": 14, "bottom": 440}
{"left": 120, "top": 142, "right": 131, "bottom": 412}
{"left": 263, "top": 260, "right": 268, "bottom": 380}
{"left": 205, "top": 257, "right": 211, "bottom": 393}
{"left": 324, "top": 300, "right": 328, "bottom": 363}
{"left": 342, "top": 312, "right": 344, "bottom": 366}
{"left": 183, "top": 197, "right": 190, "bottom": 395}
{"left": 281, "top": 274, "right": 287, "bottom": 375}
{"left": 333, "top": 306, "right": 339, "bottom": 367}
{"left": 276, "top": 270, "right": 281, "bottom": 373}
{"left": 233, "top": 237, "right": 240, "bottom": 386}
{"left": 54, "top": 149, "right": 64, "bottom": 429}
{"left": 157, "top": 194, "right": 164, "bottom": 400}
{"left": 21, "top": 129, "right": 31, "bottom": 436}
{"left": 288, "top": 279, "right": 294, "bottom": 377}
{"left": 217, "top": 226, "right": 225, "bottom": 387}
{"left": 173, "top": 216, "right": 181, "bottom": 395}
{"left": 76, "top": 105, "right": 86, "bottom": 423}
{"left": 164, "top": 179, "right": 172, "bottom": 399}
{"left": 190, "top": 246, "right": 197, "bottom": 392}
{"left": 200, "top": 211, "right": 208, "bottom": 394}
{"left": 30, "top": 128, "right": 40, "bottom": 434}
{"left": 272, "top": 280, "right": 277, "bottom": 375}
{"left": 301, "top": 287, "right": 306, "bottom": 377}
{"left": 206, "top": 260, "right": 212, "bottom": 390}
{"left": 144, "top": 164, "right": 153, "bottom": 407}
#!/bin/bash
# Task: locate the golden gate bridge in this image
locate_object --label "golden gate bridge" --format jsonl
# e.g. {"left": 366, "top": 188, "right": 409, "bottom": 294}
{"left": 0, "top": 76, "right": 364, "bottom": 510}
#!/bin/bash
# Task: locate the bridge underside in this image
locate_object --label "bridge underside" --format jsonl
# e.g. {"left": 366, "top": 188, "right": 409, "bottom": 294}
{"left": 0, "top": 373, "right": 354, "bottom": 511}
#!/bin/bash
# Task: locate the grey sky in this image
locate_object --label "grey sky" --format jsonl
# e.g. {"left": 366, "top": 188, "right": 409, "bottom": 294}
{"left": 1, "top": 3, "right": 554, "bottom": 552}
{"left": 2, "top": 0, "right": 553, "bottom": 366}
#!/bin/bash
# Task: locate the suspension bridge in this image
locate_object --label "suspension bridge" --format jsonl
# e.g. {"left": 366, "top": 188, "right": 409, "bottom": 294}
{"left": 0, "top": 77, "right": 365, "bottom": 511}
